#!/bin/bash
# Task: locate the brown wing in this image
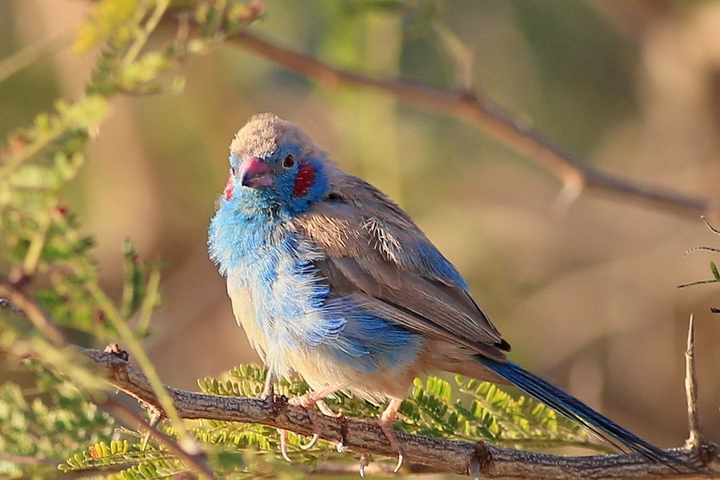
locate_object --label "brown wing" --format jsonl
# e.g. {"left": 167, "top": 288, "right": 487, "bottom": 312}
{"left": 292, "top": 173, "right": 510, "bottom": 361}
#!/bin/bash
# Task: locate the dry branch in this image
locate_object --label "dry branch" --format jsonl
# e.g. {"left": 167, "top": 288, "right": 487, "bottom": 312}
{"left": 221, "top": 29, "right": 714, "bottom": 219}
{"left": 79, "top": 346, "right": 719, "bottom": 480}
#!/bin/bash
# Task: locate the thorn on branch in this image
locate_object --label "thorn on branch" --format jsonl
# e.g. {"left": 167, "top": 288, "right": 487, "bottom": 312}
{"left": 104, "top": 342, "right": 129, "bottom": 362}
{"left": 141, "top": 401, "right": 163, "bottom": 427}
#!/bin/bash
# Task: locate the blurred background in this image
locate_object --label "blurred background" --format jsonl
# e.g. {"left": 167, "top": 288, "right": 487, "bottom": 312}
{"left": 2, "top": 0, "right": 720, "bottom": 450}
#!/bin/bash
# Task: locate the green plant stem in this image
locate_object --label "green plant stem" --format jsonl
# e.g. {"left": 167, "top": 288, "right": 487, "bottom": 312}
{"left": 122, "top": 0, "right": 171, "bottom": 67}
{"left": 0, "top": 31, "right": 75, "bottom": 83}
{"left": 0, "top": 280, "right": 66, "bottom": 345}
{"left": 136, "top": 268, "right": 161, "bottom": 336}
{"left": 84, "top": 280, "right": 197, "bottom": 454}
{"left": 22, "top": 208, "right": 53, "bottom": 280}
{"left": 0, "top": 124, "right": 66, "bottom": 181}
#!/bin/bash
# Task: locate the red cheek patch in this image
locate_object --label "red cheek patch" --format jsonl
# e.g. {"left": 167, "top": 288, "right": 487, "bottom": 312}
{"left": 223, "top": 175, "right": 234, "bottom": 200}
{"left": 293, "top": 161, "right": 316, "bottom": 198}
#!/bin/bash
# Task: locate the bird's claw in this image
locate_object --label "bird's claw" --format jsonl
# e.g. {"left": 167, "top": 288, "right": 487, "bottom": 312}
{"left": 299, "top": 433, "right": 319, "bottom": 450}
{"left": 278, "top": 429, "right": 292, "bottom": 463}
{"left": 359, "top": 453, "right": 372, "bottom": 480}
{"left": 393, "top": 452, "right": 404, "bottom": 473}
{"left": 288, "top": 393, "right": 325, "bottom": 451}
{"left": 273, "top": 385, "right": 344, "bottom": 463}
{"left": 278, "top": 428, "right": 316, "bottom": 461}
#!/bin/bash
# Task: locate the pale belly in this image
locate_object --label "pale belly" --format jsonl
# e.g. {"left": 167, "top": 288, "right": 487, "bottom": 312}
{"left": 227, "top": 281, "right": 425, "bottom": 403}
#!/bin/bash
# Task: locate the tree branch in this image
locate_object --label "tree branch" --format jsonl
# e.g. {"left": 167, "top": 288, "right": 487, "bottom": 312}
{"left": 218, "top": 28, "right": 714, "bottom": 219}
{"left": 78, "top": 346, "right": 719, "bottom": 479}
{"left": 685, "top": 315, "right": 702, "bottom": 451}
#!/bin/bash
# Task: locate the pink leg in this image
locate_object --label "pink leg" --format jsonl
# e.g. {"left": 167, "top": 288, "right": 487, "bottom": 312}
{"left": 289, "top": 384, "right": 345, "bottom": 408}
{"left": 377, "top": 398, "right": 404, "bottom": 473}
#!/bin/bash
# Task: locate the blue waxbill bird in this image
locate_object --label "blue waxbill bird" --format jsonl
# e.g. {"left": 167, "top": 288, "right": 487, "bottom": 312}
{"left": 208, "top": 113, "right": 686, "bottom": 474}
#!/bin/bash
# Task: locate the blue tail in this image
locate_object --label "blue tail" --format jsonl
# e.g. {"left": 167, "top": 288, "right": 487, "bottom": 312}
{"left": 476, "top": 357, "right": 690, "bottom": 468}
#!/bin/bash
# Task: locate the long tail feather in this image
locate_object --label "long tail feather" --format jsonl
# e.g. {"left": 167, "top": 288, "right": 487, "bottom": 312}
{"left": 476, "top": 357, "right": 693, "bottom": 470}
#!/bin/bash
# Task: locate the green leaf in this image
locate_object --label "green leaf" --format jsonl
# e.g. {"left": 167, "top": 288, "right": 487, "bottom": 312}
{"left": 710, "top": 261, "right": 719, "bottom": 280}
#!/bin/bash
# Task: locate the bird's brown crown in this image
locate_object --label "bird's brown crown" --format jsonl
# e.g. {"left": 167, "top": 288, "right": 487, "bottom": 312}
{"left": 230, "top": 113, "right": 325, "bottom": 161}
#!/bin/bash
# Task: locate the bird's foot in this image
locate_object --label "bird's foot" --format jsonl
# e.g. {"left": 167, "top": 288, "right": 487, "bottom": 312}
{"left": 288, "top": 395, "right": 321, "bottom": 450}
{"left": 278, "top": 385, "right": 344, "bottom": 460}
{"left": 376, "top": 398, "right": 404, "bottom": 473}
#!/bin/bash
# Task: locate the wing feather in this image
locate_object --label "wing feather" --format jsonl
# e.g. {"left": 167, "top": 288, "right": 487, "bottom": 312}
{"left": 292, "top": 173, "right": 509, "bottom": 359}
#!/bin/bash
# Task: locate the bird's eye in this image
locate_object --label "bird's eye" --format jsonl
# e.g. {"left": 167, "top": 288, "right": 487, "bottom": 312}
{"left": 282, "top": 154, "right": 295, "bottom": 169}
{"left": 230, "top": 166, "right": 236, "bottom": 176}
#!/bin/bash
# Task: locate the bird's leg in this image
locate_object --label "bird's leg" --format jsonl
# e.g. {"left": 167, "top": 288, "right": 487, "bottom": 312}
{"left": 377, "top": 398, "right": 404, "bottom": 473}
{"left": 258, "top": 371, "right": 295, "bottom": 462}
{"left": 261, "top": 371, "right": 276, "bottom": 400}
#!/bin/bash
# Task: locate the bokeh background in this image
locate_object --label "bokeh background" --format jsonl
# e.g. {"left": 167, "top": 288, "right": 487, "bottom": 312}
{"left": 2, "top": 0, "right": 720, "bottom": 450}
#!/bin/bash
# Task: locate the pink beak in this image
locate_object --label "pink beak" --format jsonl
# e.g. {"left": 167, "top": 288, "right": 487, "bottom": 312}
{"left": 239, "top": 156, "right": 273, "bottom": 188}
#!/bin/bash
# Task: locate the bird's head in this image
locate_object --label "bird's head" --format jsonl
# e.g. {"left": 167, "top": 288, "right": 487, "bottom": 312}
{"left": 223, "top": 113, "right": 332, "bottom": 214}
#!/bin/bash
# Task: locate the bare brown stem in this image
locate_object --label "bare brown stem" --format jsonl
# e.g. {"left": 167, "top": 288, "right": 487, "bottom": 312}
{"left": 685, "top": 315, "right": 702, "bottom": 450}
{"left": 0, "top": 279, "right": 66, "bottom": 345}
{"left": 222, "top": 29, "right": 713, "bottom": 219}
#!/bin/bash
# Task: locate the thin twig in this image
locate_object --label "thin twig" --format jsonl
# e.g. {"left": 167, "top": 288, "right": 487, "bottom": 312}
{"left": 84, "top": 281, "right": 198, "bottom": 453}
{"left": 685, "top": 315, "right": 702, "bottom": 450}
{"left": 0, "top": 31, "right": 75, "bottom": 83}
{"left": 702, "top": 216, "right": 720, "bottom": 235}
{"left": 78, "top": 346, "right": 718, "bottom": 480}
{"left": 0, "top": 279, "right": 66, "bottom": 345}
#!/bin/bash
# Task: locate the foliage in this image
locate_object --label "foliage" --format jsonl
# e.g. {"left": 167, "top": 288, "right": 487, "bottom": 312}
{"left": 194, "top": 366, "right": 598, "bottom": 455}
{"left": 0, "top": 0, "right": 650, "bottom": 479}
{"left": 0, "top": 363, "right": 116, "bottom": 479}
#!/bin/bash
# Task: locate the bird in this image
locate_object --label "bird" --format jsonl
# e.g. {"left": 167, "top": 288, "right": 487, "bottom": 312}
{"left": 208, "top": 113, "right": 687, "bottom": 474}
